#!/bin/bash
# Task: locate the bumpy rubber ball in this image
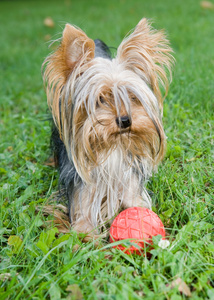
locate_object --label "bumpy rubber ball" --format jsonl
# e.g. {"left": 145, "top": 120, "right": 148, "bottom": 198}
{"left": 110, "top": 207, "right": 165, "bottom": 255}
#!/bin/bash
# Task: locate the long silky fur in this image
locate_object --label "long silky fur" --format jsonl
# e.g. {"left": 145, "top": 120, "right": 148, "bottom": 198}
{"left": 43, "top": 18, "right": 174, "bottom": 234}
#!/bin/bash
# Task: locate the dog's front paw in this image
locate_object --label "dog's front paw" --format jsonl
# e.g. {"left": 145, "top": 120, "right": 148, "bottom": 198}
{"left": 122, "top": 189, "right": 152, "bottom": 210}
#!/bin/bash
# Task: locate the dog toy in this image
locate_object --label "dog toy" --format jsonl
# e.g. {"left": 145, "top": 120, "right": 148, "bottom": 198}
{"left": 110, "top": 207, "right": 165, "bottom": 255}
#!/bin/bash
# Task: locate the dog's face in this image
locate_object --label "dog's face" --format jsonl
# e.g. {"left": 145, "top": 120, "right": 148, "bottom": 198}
{"left": 43, "top": 19, "right": 173, "bottom": 181}
{"left": 72, "top": 59, "right": 164, "bottom": 169}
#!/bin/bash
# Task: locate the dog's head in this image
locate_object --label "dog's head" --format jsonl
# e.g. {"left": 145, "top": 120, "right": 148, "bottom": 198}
{"left": 43, "top": 19, "right": 173, "bottom": 181}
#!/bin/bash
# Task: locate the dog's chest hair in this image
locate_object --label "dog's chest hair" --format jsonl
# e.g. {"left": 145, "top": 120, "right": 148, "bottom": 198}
{"left": 87, "top": 148, "right": 152, "bottom": 223}
{"left": 92, "top": 148, "right": 151, "bottom": 188}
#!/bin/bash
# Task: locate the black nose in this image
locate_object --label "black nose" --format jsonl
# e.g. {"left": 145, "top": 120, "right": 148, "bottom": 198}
{"left": 116, "top": 116, "right": 132, "bottom": 129}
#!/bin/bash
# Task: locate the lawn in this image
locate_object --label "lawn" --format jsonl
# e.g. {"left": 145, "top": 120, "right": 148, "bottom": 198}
{"left": 0, "top": 0, "right": 213, "bottom": 299}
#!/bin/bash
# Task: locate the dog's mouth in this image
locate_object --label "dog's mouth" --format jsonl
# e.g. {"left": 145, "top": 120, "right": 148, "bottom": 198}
{"left": 115, "top": 128, "right": 131, "bottom": 135}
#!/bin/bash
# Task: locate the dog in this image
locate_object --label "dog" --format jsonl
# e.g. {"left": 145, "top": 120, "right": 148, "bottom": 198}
{"left": 43, "top": 18, "right": 173, "bottom": 239}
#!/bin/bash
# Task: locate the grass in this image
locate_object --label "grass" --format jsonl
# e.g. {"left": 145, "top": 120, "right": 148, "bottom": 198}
{"left": 0, "top": 0, "right": 213, "bottom": 299}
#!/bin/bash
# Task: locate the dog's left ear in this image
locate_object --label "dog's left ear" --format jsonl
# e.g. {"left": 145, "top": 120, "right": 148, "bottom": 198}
{"left": 43, "top": 24, "right": 95, "bottom": 130}
{"left": 117, "top": 18, "right": 174, "bottom": 104}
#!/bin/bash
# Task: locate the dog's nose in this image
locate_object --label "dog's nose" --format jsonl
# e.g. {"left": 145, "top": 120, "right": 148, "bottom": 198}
{"left": 116, "top": 116, "right": 132, "bottom": 129}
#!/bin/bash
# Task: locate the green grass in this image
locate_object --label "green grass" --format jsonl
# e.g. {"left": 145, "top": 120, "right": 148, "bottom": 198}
{"left": 0, "top": 0, "right": 213, "bottom": 299}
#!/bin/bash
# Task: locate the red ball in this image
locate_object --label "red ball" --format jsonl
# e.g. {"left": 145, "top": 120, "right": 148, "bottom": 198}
{"left": 110, "top": 207, "right": 165, "bottom": 255}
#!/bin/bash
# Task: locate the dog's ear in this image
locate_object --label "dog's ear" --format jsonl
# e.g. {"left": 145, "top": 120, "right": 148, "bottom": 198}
{"left": 61, "top": 24, "right": 95, "bottom": 73}
{"left": 117, "top": 18, "right": 174, "bottom": 104}
{"left": 43, "top": 24, "right": 95, "bottom": 129}
{"left": 45, "top": 24, "right": 95, "bottom": 81}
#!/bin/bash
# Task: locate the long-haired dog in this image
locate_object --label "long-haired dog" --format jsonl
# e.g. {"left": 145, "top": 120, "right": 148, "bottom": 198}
{"left": 43, "top": 18, "right": 173, "bottom": 239}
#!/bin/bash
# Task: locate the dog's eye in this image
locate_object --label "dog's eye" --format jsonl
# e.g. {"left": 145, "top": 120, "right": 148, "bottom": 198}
{"left": 100, "top": 96, "right": 105, "bottom": 104}
{"left": 96, "top": 96, "right": 106, "bottom": 108}
{"left": 131, "top": 96, "right": 137, "bottom": 101}
{"left": 131, "top": 96, "right": 141, "bottom": 104}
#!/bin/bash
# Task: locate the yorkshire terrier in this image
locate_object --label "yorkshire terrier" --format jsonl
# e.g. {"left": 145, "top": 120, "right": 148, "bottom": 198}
{"left": 43, "top": 18, "right": 173, "bottom": 239}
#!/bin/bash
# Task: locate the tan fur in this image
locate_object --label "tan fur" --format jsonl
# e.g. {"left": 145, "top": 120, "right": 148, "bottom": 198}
{"left": 36, "top": 204, "right": 71, "bottom": 233}
{"left": 117, "top": 18, "right": 173, "bottom": 106}
{"left": 43, "top": 24, "right": 95, "bottom": 135}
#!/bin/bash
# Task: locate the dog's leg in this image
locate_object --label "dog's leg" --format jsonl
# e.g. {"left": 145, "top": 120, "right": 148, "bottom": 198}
{"left": 70, "top": 186, "right": 101, "bottom": 241}
{"left": 121, "top": 177, "right": 152, "bottom": 210}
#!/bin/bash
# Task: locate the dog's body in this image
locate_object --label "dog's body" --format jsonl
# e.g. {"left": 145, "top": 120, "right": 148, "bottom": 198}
{"left": 43, "top": 19, "right": 173, "bottom": 238}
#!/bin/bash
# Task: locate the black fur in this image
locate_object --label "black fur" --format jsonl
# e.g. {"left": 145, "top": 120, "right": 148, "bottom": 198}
{"left": 94, "top": 39, "right": 112, "bottom": 59}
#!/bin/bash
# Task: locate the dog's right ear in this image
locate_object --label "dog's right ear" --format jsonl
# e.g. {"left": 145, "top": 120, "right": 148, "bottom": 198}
{"left": 60, "top": 24, "right": 95, "bottom": 75}
{"left": 43, "top": 24, "right": 95, "bottom": 128}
